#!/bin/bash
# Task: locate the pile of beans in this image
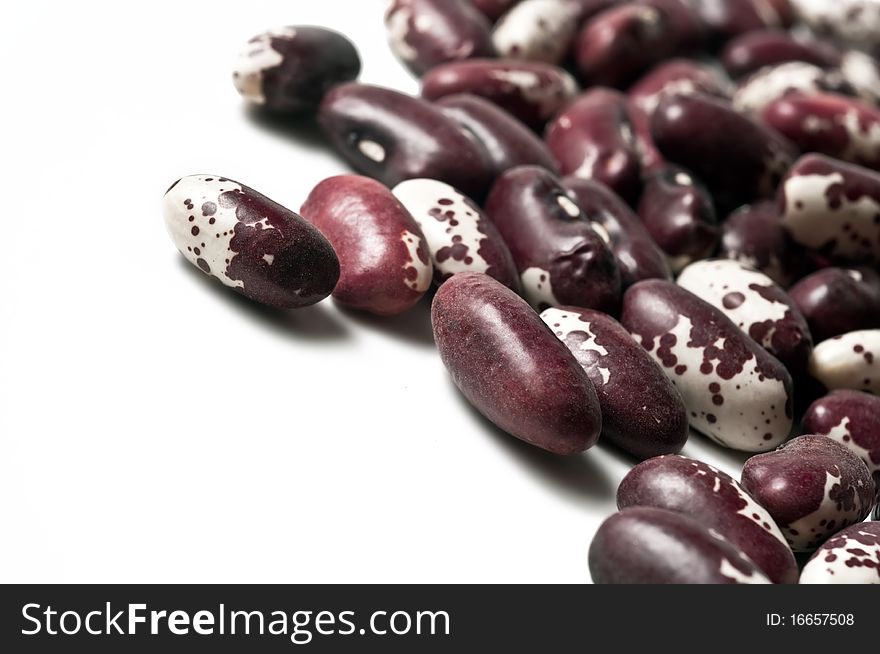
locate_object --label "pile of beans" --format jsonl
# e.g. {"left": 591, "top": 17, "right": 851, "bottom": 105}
{"left": 163, "top": 0, "right": 880, "bottom": 584}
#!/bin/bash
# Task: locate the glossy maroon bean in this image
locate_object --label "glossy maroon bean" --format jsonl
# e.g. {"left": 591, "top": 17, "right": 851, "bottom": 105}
{"left": 809, "top": 329, "right": 880, "bottom": 394}
{"left": 617, "top": 455, "right": 798, "bottom": 584}
{"left": 778, "top": 154, "right": 880, "bottom": 264}
{"left": 621, "top": 280, "right": 794, "bottom": 452}
{"left": 300, "top": 175, "right": 432, "bottom": 315}
{"left": 574, "top": 0, "right": 705, "bottom": 88}
{"left": 638, "top": 166, "right": 720, "bottom": 271}
{"left": 789, "top": 267, "right": 880, "bottom": 341}
{"left": 564, "top": 177, "right": 671, "bottom": 286}
{"left": 491, "top": 0, "right": 583, "bottom": 64}
{"left": 742, "top": 435, "right": 875, "bottom": 551}
{"left": 432, "top": 272, "right": 602, "bottom": 454}
{"left": 469, "top": 0, "right": 521, "bottom": 23}
{"left": 800, "top": 521, "right": 880, "bottom": 584}
{"left": 232, "top": 26, "right": 361, "bottom": 115}
{"left": 733, "top": 61, "right": 855, "bottom": 116}
{"left": 163, "top": 175, "right": 340, "bottom": 310}
{"left": 319, "top": 83, "right": 493, "bottom": 200}
{"left": 485, "top": 166, "right": 621, "bottom": 312}
{"left": 790, "top": 0, "right": 880, "bottom": 59}
{"left": 762, "top": 93, "right": 880, "bottom": 170}
{"left": 435, "top": 94, "right": 558, "bottom": 177}
{"left": 385, "top": 0, "right": 494, "bottom": 76}
{"left": 421, "top": 59, "right": 579, "bottom": 129}
{"left": 589, "top": 507, "right": 772, "bottom": 584}
{"left": 689, "top": 0, "right": 793, "bottom": 43}
{"left": 721, "top": 29, "right": 841, "bottom": 79}
{"left": 652, "top": 93, "right": 796, "bottom": 212}
{"left": 545, "top": 88, "right": 642, "bottom": 201}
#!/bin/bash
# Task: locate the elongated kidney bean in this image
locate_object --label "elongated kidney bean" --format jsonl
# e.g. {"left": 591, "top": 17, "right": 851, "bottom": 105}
{"left": 385, "top": 0, "right": 494, "bottom": 76}
{"left": 720, "top": 201, "right": 813, "bottom": 287}
{"left": 810, "top": 330, "right": 880, "bottom": 394}
{"left": 432, "top": 272, "right": 602, "bottom": 454}
{"left": 617, "top": 455, "right": 798, "bottom": 584}
{"left": 840, "top": 50, "right": 880, "bottom": 106}
{"left": 789, "top": 267, "right": 880, "bottom": 341}
{"left": 621, "top": 280, "right": 794, "bottom": 452}
{"left": 435, "top": 94, "right": 558, "bottom": 176}
{"left": 391, "top": 178, "right": 520, "bottom": 289}
{"left": 690, "top": 0, "right": 793, "bottom": 43}
{"left": 589, "top": 507, "right": 772, "bottom": 584}
{"left": 762, "top": 93, "right": 880, "bottom": 170}
{"left": 790, "top": 0, "right": 880, "bottom": 59}
{"left": 778, "top": 154, "right": 880, "bottom": 264}
{"left": 232, "top": 26, "right": 361, "bottom": 115}
{"left": 677, "top": 259, "right": 813, "bottom": 373}
{"left": 540, "top": 307, "right": 688, "bottom": 458}
{"left": 421, "top": 59, "right": 579, "bottom": 129}
{"left": 470, "top": 0, "right": 521, "bottom": 23}
{"left": 733, "top": 61, "right": 854, "bottom": 116}
{"left": 163, "top": 175, "right": 339, "bottom": 309}
{"left": 721, "top": 29, "right": 841, "bottom": 79}
{"left": 485, "top": 166, "right": 621, "bottom": 312}
{"left": 491, "top": 0, "right": 583, "bottom": 64}
{"left": 638, "top": 166, "right": 720, "bottom": 271}
{"left": 564, "top": 177, "right": 671, "bottom": 286}
{"left": 800, "top": 522, "right": 880, "bottom": 584}
{"left": 742, "top": 435, "right": 875, "bottom": 551}
{"left": 652, "top": 93, "right": 796, "bottom": 212}
{"left": 545, "top": 88, "right": 642, "bottom": 201}
{"left": 319, "top": 83, "right": 493, "bottom": 200}
{"left": 300, "top": 175, "right": 432, "bottom": 316}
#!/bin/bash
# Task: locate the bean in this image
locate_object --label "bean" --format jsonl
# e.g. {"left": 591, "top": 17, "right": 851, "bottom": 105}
{"left": 790, "top": 0, "right": 880, "bottom": 59}
{"left": 741, "top": 435, "right": 875, "bottom": 551}
{"left": 589, "top": 507, "right": 772, "bottom": 584}
{"left": 163, "top": 175, "right": 339, "bottom": 309}
{"left": 638, "top": 166, "right": 720, "bottom": 272}
{"left": 621, "top": 280, "right": 794, "bottom": 452}
{"left": 789, "top": 267, "right": 880, "bottom": 341}
{"left": 491, "top": 0, "right": 583, "bottom": 65}
{"left": 762, "top": 92, "right": 880, "bottom": 170}
{"left": 677, "top": 259, "right": 813, "bottom": 373}
{"left": 385, "top": 0, "right": 494, "bottom": 76}
{"left": 421, "top": 59, "right": 579, "bottom": 129}
{"left": 435, "top": 93, "right": 558, "bottom": 177}
{"left": 485, "top": 166, "right": 621, "bottom": 312}
{"left": 690, "top": 0, "right": 794, "bottom": 43}
{"left": 721, "top": 29, "right": 842, "bottom": 79}
{"left": 800, "top": 522, "right": 880, "bottom": 584}
{"left": 540, "top": 307, "right": 688, "bottom": 459}
{"left": 840, "top": 50, "right": 880, "bottom": 106}
{"left": 232, "top": 26, "right": 361, "bottom": 115}
{"left": 809, "top": 329, "right": 880, "bottom": 394}
{"left": 778, "top": 154, "right": 880, "bottom": 265}
{"left": 617, "top": 455, "right": 798, "bottom": 584}
{"left": 732, "top": 61, "right": 854, "bottom": 116}
{"left": 432, "top": 272, "right": 602, "bottom": 454}
{"left": 391, "top": 178, "right": 520, "bottom": 289}
{"left": 470, "top": 0, "right": 521, "bottom": 23}
{"left": 300, "top": 175, "right": 432, "bottom": 316}
{"left": 319, "top": 83, "right": 493, "bottom": 200}
{"left": 545, "top": 88, "right": 642, "bottom": 202}
{"left": 651, "top": 93, "right": 796, "bottom": 213}
{"left": 564, "top": 177, "right": 672, "bottom": 286}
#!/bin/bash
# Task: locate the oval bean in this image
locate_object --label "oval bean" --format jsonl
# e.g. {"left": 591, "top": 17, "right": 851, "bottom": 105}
{"left": 721, "top": 29, "right": 842, "bottom": 79}
{"left": 491, "top": 0, "right": 583, "bottom": 64}
{"left": 809, "top": 329, "right": 880, "bottom": 394}
{"left": 800, "top": 522, "right": 880, "bottom": 584}
{"left": 732, "top": 61, "right": 854, "bottom": 116}
{"left": 789, "top": 267, "right": 880, "bottom": 341}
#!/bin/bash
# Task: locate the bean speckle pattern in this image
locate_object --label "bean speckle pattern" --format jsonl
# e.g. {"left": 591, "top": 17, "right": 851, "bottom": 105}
{"left": 799, "top": 522, "right": 880, "bottom": 584}
{"left": 810, "top": 329, "right": 880, "bottom": 393}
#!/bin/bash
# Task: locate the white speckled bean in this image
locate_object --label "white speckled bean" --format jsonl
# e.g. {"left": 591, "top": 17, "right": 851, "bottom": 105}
{"left": 799, "top": 521, "right": 880, "bottom": 584}
{"left": 810, "top": 329, "right": 880, "bottom": 393}
{"left": 733, "top": 61, "right": 851, "bottom": 115}
{"left": 491, "top": 0, "right": 582, "bottom": 64}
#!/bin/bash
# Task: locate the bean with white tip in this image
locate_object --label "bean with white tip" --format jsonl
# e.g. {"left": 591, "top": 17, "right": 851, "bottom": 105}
{"left": 810, "top": 329, "right": 880, "bottom": 394}
{"left": 492, "top": 0, "right": 583, "bottom": 64}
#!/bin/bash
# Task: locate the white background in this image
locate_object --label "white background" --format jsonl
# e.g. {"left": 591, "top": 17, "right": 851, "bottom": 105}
{"left": 0, "top": 0, "right": 752, "bottom": 583}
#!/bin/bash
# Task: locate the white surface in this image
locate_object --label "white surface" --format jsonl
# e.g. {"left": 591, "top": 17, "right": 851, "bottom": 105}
{"left": 0, "top": 0, "right": 751, "bottom": 583}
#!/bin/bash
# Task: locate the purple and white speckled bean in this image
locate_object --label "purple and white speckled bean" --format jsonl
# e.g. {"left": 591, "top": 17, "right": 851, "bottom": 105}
{"left": 799, "top": 521, "right": 880, "bottom": 584}
{"left": 491, "top": 0, "right": 583, "bottom": 64}
{"left": 810, "top": 329, "right": 880, "bottom": 394}
{"left": 733, "top": 61, "right": 853, "bottom": 116}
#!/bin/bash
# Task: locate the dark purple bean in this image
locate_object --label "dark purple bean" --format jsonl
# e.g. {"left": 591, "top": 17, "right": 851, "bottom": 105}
{"left": 689, "top": 0, "right": 793, "bottom": 43}
{"left": 778, "top": 154, "right": 880, "bottom": 265}
{"left": 617, "top": 455, "right": 798, "bottom": 584}
{"left": 545, "top": 88, "right": 642, "bottom": 201}
{"left": 484, "top": 167, "right": 621, "bottom": 312}
{"left": 385, "top": 0, "right": 494, "bottom": 76}
{"left": 621, "top": 280, "right": 794, "bottom": 451}
{"left": 800, "top": 521, "right": 880, "bottom": 583}
{"left": 163, "top": 175, "right": 339, "bottom": 309}
{"left": 677, "top": 259, "right": 813, "bottom": 373}
{"left": 300, "top": 175, "right": 432, "bottom": 316}
{"left": 809, "top": 329, "right": 880, "bottom": 394}
{"left": 435, "top": 93, "right": 558, "bottom": 176}
{"left": 432, "top": 272, "right": 602, "bottom": 454}
{"left": 469, "top": 0, "right": 521, "bottom": 23}
{"left": 564, "top": 177, "right": 671, "bottom": 286}
{"left": 638, "top": 166, "right": 720, "bottom": 271}
{"left": 391, "top": 178, "right": 520, "bottom": 289}
{"left": 790, "top": 0, "right": 880, "bottom": 59}
{"left": 741, "top": 435, "right": 875, "bottom": 551}
{"left": 319, "top": 83, "right": 493, "bottom": 200}
{"left": 421, "top": 58, "right": 579, "bottom": 129}
{"left": 491, "top": 0, "right": 583, "bottom": 64}
{"left": 652, "top": 92, "right": 796, "bottom": 212}
{"left": 789, "top": 267, "right": 880, "bottom": 341}
{"left": 721, "top": 29, "right": 842, "bottom": 79}
{"left": 733, "top": 61, "right": 855, "bottom": 116}
{"left": 589, "top": 507, "right": 772, "bottom": 584}
{"left": 232, "top": 26, "right": 361, "bottom": 115}
{"left": 762, "top": 92, "right": 880, "bottom": 170}
{"left": 540, "top": 307, "right": 688, "bottom": 458}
